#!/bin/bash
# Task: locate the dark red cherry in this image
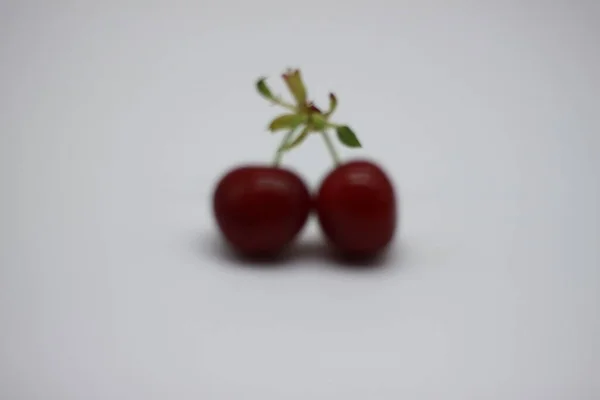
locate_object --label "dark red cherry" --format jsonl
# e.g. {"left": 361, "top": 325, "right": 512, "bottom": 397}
{"left": 316, "top": 160, "right": 397, "bottom": 257}
{"left": 213, "top": 166, "right": 311, "bottom": 257}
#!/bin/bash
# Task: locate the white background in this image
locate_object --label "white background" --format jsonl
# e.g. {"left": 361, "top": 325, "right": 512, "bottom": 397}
{"left": 1, "top": 1, "right": 599, "bottom": 399}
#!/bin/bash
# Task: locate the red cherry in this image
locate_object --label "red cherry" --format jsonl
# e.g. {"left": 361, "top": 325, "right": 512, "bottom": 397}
{"left": 316, "top": 160, "right": 397, "bottom": 257}
{"left": 213, "top": 166, "right": 311, "bottom": 257}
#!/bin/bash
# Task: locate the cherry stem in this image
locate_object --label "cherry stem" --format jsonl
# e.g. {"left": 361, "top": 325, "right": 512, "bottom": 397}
{"left": 273, "top": 128, "right": 296, "bottom": 166}
{"left": 321, "top": 130, "right": 341, "bottom": 166}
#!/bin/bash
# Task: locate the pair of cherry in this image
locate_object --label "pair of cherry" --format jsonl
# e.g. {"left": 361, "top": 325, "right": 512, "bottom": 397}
{"left": 212, "top": 69, "right": 397, "bottom": 260}
{"left": 213, "top": 160, "right": 396, "bottom": 259}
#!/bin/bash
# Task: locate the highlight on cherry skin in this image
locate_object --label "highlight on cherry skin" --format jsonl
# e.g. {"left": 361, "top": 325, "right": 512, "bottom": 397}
{"left": 212, "top": 68, "right": 398, "bottom": 259}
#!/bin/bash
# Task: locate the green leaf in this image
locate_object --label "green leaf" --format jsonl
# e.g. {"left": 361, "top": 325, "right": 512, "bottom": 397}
{"left": 256, "top": 78, "right": 274, "bottom": 100}
{"left": 336, "top": 126, "right": 362, "bottom": 148}
{"left": 282, "top": 69, "right": 307, "bottom": 106}
{"left": 268, "top": 113, "right": 306, "bottom": 132}
{"left": 325, "top": 93, "right": 337, "bottom": 117}
{"left": 281, "top": 126, "right": 310, "bottom": 150}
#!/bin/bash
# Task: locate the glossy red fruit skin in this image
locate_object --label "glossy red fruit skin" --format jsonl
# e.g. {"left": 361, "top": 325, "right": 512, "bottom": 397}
{"left": 316, "top": 160, "right": 397, "bottom": 257}
{"left": 213, "top": 166, "right": 311, "bottom": 257}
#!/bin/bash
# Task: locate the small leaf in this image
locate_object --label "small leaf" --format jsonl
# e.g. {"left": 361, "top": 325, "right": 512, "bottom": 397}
{"left": 336, "top": 126, "right": 362, "bottom": 148}
{"left": 325, "top": 93, "right": 337, "bottom": 117}
{"left": 256, "top": 78, "right": 274, "bottom": 100}
{"left": 282, "top": 69, "right": 307, "bottom": 106}
{"left": 268, "top": 113, "right": 306, "bottom": 132}
{"left": 281, "top": 126, "right": 310, "bottom": 150}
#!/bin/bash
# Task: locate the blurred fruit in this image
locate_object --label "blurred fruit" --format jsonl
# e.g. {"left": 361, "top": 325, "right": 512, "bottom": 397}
{"left": 213, "top": 166, "right": 311, "bottom": 257}
{"left": 316, "top": 160, "right": 396, "bottom": 257}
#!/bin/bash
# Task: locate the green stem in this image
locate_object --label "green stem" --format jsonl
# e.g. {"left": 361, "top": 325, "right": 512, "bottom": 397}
{"left": 273, "top": 128, "right": 296, "bottom": 166}
{"left": 321, "top": 130, "right": 341, "bottom": 166}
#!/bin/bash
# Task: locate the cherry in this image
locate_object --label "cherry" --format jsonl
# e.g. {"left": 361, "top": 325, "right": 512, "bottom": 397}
{"left": 213, "top": 166, "right": 311, "bottom": 257}
{"left": 316, "top": 161, "right": 397, "bottom": 257}
{"left": 213, "top": 68, "right": 397, "bottom": 261}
